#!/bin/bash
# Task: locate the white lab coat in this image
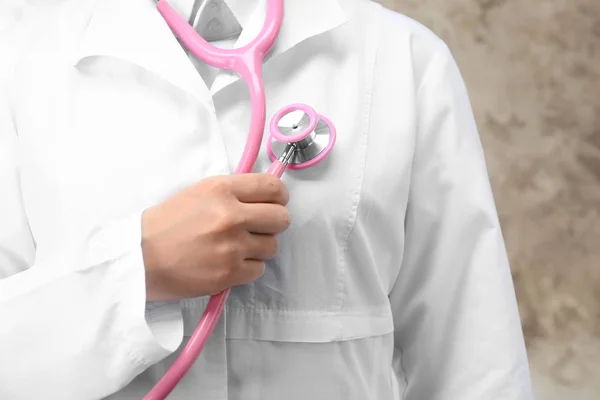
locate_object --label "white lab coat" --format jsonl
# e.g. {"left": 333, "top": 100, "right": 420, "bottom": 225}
{"left": 0, "top": 0, "right": 534, "bottom": 399}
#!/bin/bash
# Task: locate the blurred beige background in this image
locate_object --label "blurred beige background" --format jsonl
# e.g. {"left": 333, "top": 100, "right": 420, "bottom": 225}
{"left": 377, "top": 0, "right": 600, "bottom": 398}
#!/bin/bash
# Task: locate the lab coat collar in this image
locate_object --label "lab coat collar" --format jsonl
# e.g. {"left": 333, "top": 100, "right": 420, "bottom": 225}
{"left": 72, "top": 0, "right": 348, "bottom": 104}
{"left": 208, "top": 0, "right": 348, "bottom": 95}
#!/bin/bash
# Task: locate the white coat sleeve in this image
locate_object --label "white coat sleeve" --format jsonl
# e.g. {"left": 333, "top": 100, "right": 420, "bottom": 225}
{"left": 389, "top": 43, "right": 534, "bottom": 399}
{"left": 0, "top": 85, "right": 183, "bottom": 399}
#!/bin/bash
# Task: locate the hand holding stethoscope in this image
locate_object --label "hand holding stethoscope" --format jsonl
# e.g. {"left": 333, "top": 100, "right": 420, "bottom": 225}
{"left": 143, "top": 1, "right": 336, "bottom": 398}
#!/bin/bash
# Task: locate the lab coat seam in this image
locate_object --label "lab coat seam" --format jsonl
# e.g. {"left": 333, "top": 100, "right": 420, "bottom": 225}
{"left": 224, "top": 332, "right": 394, "bottom": 344}
{"left": 224, "top": 305, "right": 390, "bottom": 315}
{"left": 334, "top": 0, "right": 381, "bottom": 319}
{"left": 390, "top": 54, "right": 420, "bottom": 288}
{"left": 182, "top": 299, "right": 391, "bottom": 314}
{"left": 378, "top": 6, "right": 420, "bottom": 398}
{"left": 402, "top": 22, "right": 422, "bottom": 242}
{"left": 220, "top": 304, "right": 394, "bottom": 342}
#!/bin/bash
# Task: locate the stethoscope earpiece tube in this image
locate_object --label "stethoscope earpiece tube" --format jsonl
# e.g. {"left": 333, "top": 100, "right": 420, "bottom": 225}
{"left": 146, "top": 1, "right": 335, "bottom": 398}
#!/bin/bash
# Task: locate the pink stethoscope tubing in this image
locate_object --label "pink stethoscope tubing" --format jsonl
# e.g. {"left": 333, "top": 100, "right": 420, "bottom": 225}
{"left": 142, "top": 1, "right": 284, "bottom": 399}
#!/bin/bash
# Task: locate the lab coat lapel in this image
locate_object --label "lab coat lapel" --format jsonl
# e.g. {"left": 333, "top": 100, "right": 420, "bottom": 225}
{"left": 71, "top": 0, "right": 213, "bottom": 107}
{"left": 210, "top": 0, "right": 349, "bottom": 95}
{"left": 71, "top": 0, "right": 349, "bottom": 101}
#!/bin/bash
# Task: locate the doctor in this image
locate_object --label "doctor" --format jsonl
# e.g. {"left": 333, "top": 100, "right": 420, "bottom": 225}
{"left": 0, "top": 0, "right": 534, "bottom": 399}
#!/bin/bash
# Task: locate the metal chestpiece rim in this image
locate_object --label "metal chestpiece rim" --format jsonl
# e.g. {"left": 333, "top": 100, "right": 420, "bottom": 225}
{"left": 267, "top": 104, "right": 337, "bottom": 170}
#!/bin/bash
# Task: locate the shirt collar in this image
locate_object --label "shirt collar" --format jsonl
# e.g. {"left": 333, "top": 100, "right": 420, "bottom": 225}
{"left": 72, "top": 0, "right": 348, "bottom": 102}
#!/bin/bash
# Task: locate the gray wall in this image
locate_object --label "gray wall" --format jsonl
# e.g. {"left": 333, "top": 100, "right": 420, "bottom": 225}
{"left": 376, "top": 0, "right": 600, "bottom": 398}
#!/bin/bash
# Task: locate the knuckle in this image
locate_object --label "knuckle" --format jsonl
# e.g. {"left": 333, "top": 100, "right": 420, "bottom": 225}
{"left": 215, "top": 241, "right": 240, "bottom": 264}
{"left": 227, "top": 242, "right": 244, "bottom": 261}
{"left": 203, "top": 176, "right": 233, "bottom": 196}
{"left": 213, "top": 205, "right": 243, "bottom": 232}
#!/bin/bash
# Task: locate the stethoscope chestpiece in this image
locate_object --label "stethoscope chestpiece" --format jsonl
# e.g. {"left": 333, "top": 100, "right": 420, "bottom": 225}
{"left": 267, "top": 104, "right": 336, "bottom": 170}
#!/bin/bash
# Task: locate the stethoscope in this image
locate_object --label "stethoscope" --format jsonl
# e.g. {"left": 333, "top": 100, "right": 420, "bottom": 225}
{"left": 143, "top": 1, "right": 336, "bottom": 399}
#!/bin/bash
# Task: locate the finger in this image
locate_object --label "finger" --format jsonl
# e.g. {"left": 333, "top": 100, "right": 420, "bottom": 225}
{"left": 239, "top": 203, "right": 291, "bottom": 234}
{"left": 230, "top": 260, "right": 266, "bottom": 287}
{"left": 229, "top": 174, "right": 290, "bottom": 205}
{"left": 243, "top": 233, "right": 279, "bottom": 260}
